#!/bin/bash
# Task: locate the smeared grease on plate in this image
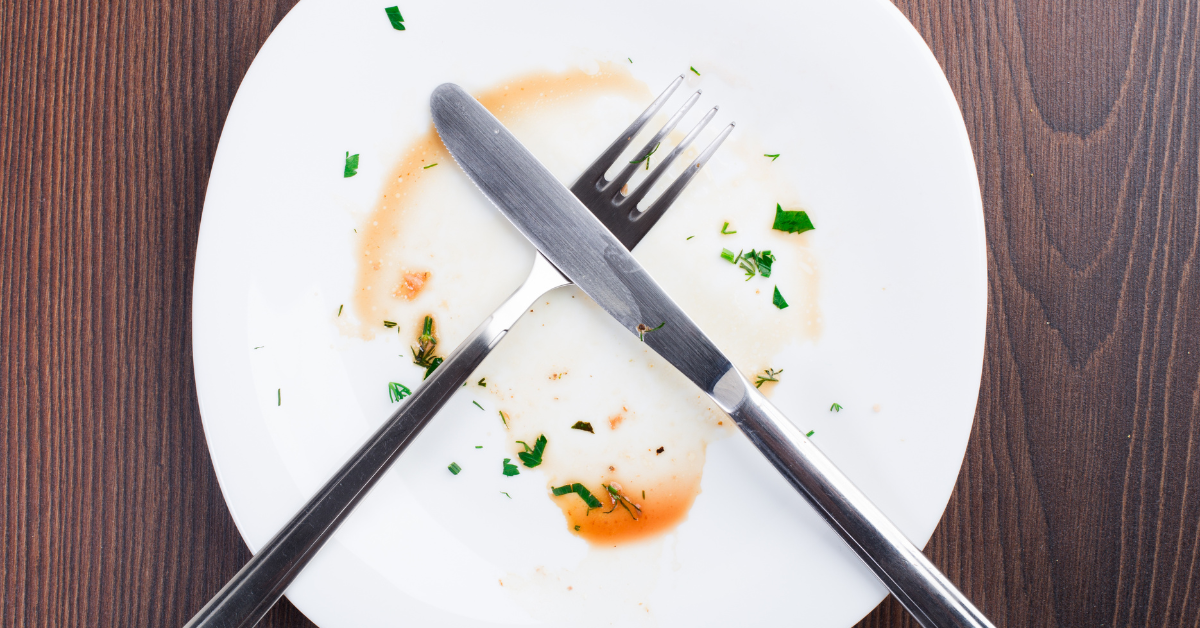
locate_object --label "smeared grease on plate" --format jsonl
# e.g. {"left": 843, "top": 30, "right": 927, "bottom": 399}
{"left": 349, "top": 63, "right": 821, "bottom": 550}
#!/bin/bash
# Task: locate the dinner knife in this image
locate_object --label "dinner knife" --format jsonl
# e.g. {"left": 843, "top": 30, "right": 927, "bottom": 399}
{"left": 431, "top": 82, "right": 995, "bottom": 628}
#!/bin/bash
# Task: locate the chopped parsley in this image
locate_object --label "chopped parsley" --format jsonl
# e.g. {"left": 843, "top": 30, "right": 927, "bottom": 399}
{"left": 502, "top": 458, "right": 520, "bottom": 476}
{"left": 498, "top": 410, "right": 510, "bottom": 428}
{"left": 423, "top": 163, "right": 437, "bottom": 169}
{"left": 477, "top": 377, "right": 487, "bottom": 387}
{"left": 690, "top": 66, "right": 700, "bottom": 75}
{"left": 384, "top": 6, "right": 405, "bottom": 30}
{"left": 738, "top": 249, "right": 775, "bottom": 280}
{"left": 806, "top": 430, "right": 815, "bottom": 437}
{"left": 629, "top": 142, "right": 660, "bottom": 170}
{"left": 411, "top": 315, "right": 442, "bottom": 378}
{"left": 831, "top": 403, "right": 843, "bottom": 412}
{"left": 765, "top": 153, "right": 780, "bottom": 161}
{"left": 516, "top": 434, "right": 547, "bottom": 468}
{"left": 472, "top": 400, "right": 484, "bottom": 411}
{"left": 388, "top": 382, "right": 412, "bottom": 403}
{"left": 720, "top": 221, "right": 737, "bottom": 234}
{"left": 637, "top": 321, "right": 666, "bottom": 341}
{"left": 448, "top": 462, "right": 462, "bottom": 475}
{"left": 337, "top": 304, "right": 343, "bottom": 317}
{"left": 344, "top": 152, "right": 359, "bottom": 178}
{"left": 571, "top": 421, "right": 594, "bottom": 433}
{"left": 772, "top": 203, "right": 815, "bottom": 234}
{"left": 755, "top": 368, "right": 783, "bottom": 388}
{"left": 551, "top": 483, "right": 603, "bottom": 508}
{"left": 772, "top": 286, "right": 789, "bottom": 309}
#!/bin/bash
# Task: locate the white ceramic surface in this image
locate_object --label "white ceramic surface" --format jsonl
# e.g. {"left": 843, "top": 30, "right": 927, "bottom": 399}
{"left": 192, "top": 0, "right": 986, "bottom": 626}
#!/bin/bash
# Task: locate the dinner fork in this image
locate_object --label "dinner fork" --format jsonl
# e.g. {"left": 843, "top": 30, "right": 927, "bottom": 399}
{"left": 184, "top": 75, "right": 729, "bottom": 628}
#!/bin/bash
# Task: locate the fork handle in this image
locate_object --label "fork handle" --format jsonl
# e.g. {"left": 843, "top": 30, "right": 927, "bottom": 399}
{"left": 183, "top": 255, "right": 568, "bottom": 628}
{"left": 722, "top": 374, "right": 994, "bottom": 628}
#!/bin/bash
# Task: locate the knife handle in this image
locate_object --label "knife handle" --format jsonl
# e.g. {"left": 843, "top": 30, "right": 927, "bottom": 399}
{"left": 721, "top": 372, "right": 994, "bottom": 628}
{"left": 184, "top": 255, "right": 568, "bottom": 628}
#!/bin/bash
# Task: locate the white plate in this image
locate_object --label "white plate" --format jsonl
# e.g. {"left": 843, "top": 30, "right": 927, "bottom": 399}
{"left": 192, "top": 0, "right": 985, "bottom": 626}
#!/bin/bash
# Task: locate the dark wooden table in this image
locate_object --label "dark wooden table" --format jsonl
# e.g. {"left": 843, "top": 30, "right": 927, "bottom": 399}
{"left": 3, "top": 1, "right": 1198, "bottom": 626}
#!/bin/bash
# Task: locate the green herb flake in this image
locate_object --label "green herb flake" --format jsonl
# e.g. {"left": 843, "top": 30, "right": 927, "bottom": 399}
{"left": 773, "top": 286, "right": 789, "bottom": 309}
{"left": 629, "top": 142, "right": 661, "bottom": 170}
{"left": 551, "top": 483, "right": 603, "bottom": 508}
{"left": 772, "top": 203, "right": 815, "bottom": 234}
{"left": 575, "top": 525, "right": 581, "bottom": 531}
{"left": 253, "top": 346, "right": 264, "bottom": 350}
{"left": 498, "top": 410, "right": 510, "bottom": 428}
{"left": 642, "top": 490, "right": 646, "bottom": 499}
{"left": 720, "top": 248, "right": 738, "bottom": 263}
{"left": 806, "top": 430, "right": 815, "bottom": 437}
{"left": 501, "top": 491, "right": 511, "bottom": 498}
{"left": 277, "top": 388, "right": 281, "bottom": 406}
{"left": 755, "top": 368, "right": 783, "bottom": 388}
{"left": 475, "top": 445, "right": 483, "bottom": 448}
{"left": 383, "top": 320, "right": 397, "bottom": 328}
{"left": 637, "top": 321, "right": 666, "bottom": 341}
{"left": 765, "top": 153, "right": 780, "bottom": 161}
{"left": 423, "top": 163, "right": 437, "bottom": 169}
{"left": 830, "top": 403, "right": 843, "bottom": 412}
{"left": 337, "top": 304, "right": 343, "bottom": 317}
{"left": 384, "top": 6, "right": 405, "bottom": 30}
{"left": 472, "top": 400, "right": 484, "bottom": 411}
{"left": 690, "top": 66, "right": 700, "bottom": 75}
{"left": 720, "top": 221, "right": 737, "bottom": 234}
{"left": 448, "top": 462, "right": 462, "bottom": 475}
{"left": 686, "top": 235, "right": 695, "bottom": 240}
{"left": 411, "top": 315, "right": 443, "bottom": 378}
{"left": 571, "top": 421, "right": 594, "bottom": 434}
{"left": 502, "top": 458, "right": 520, "bottom": 476}
{"left": 516, "top": 434, "right": 547, "bottom": 468}
{"left": 628, "top": 57, "right": 633, "bottom": 63}
{"left": 344, "top": 152, "right": 359, "bottom": 178}
{"left": 737, "top": 249, "right": 776, "bottom": 280}
{"left": 388, "top": 382, "right": 412, "bottom": 403}
{"left": 477, "top": 377, "right": 487, "bottom": 387}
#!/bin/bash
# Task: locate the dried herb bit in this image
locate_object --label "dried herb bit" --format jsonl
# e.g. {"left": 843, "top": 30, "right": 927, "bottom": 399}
{"left": 516, "top": 434, "right": 547, "bottom": 468}
{"left": 571, "top": 421, "right": 594, "bottom": 434}
{"left": 477, "top": 377, "right": 487, "bottom": 387}
{"left": 773, "top": 286, "right": 789, "bottom": 309}
{"left": 501, "top": 491, "right": 511, "bottom": 498}
{"left": 720, "top": 248, "right": 739, "bottom": 263}
{"left": 764, "top": 153, "right": 780, "bottom": 161}
{"left": 384, "top": 6, "right": 405, "bottom": 30}
{"left": 551, "top": 483, "right": 603, "bottom": 508}
{"left": 383, "top": 320, "right": 398, "bottom": 328}
{"left": 830, "top": 403, "right": 843, "bottom": 412}
{"left": 806, "top": 430, "right": 815, "bottom": 437}
{"left": 498, "top": 410, "right": 510, "bottom": 428}
{"left": 656, "top": 446, "right": 665, "bottom": 454}
{"left": 720, "top": 221, "right": 737, "bottom": 234}
{"left": 472, "top": 400, "right": 484, "bottom": 411}
{"left": 423, "top": 163, "right": 438, "bottom": 169}
{"left": 603, "top": 482, "right": 642, "bottom": 520}
{"left": 755, "top": 368, "right": 783, "bottom": 388}
{"left": 772, "top": 203, "right": 815, "bottom": 234}
{"left": 344, "top": 152, "right": 359, "bottom": 178}
{"left": 337, "top": 304, "right": 343, "bottom": 317}
{"left": 629, "top": 142, "right": 661, "bottom": 170}
{"left": 411, "top": 315, "right": 443, "bottom": 378}
{"left": 388, "top": 382, "right": 412, "bottom": 403}
{"left": 637, "top": 321, "right": 666, "bottom": 341}
{"left": 448, "top": 462, "right": 462, "bottom": 475}
{"left": 690, "top": 66, "right": 701, "bottom": 75}
{"left": 253, "top": 346, "right": 264, "bottom": 350}
{"left": 574, "top": 525, "right": 581, "bottom": 531}
{"left": 502, "top": 458, "right": 520, "bottom": 476}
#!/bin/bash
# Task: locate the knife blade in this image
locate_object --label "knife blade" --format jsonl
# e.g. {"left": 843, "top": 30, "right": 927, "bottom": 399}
{"left": 431, "top": 82, "right": 994, "bottom": 628}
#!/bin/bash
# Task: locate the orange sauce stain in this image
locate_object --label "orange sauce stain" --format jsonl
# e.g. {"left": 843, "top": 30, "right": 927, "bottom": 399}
{"left": 393, "top": 270, "right": 430, "bottom": 300}
{"left": 553, "top": 477, "right": 702, "bottom": 544}
{"left": 608, "top": 414, "right": 625, "bottom": 430}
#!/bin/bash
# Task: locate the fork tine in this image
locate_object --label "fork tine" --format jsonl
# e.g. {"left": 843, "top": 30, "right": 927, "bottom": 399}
{"left": 615, "top": 122, "right": 735, "bottom": 250}
{"left": 568, "top": 75, "right": 684, "bottom": 196}
{"left": 600, "top": 90, "right": 702, "bottom": 200}
{"left": 618, "top": 105, "right": 718, "bottom": 211}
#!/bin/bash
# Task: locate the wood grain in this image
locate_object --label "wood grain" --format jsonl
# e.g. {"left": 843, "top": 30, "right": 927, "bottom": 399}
{"left": 1, "top": 0, "right": 1197, "bottom": 626}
